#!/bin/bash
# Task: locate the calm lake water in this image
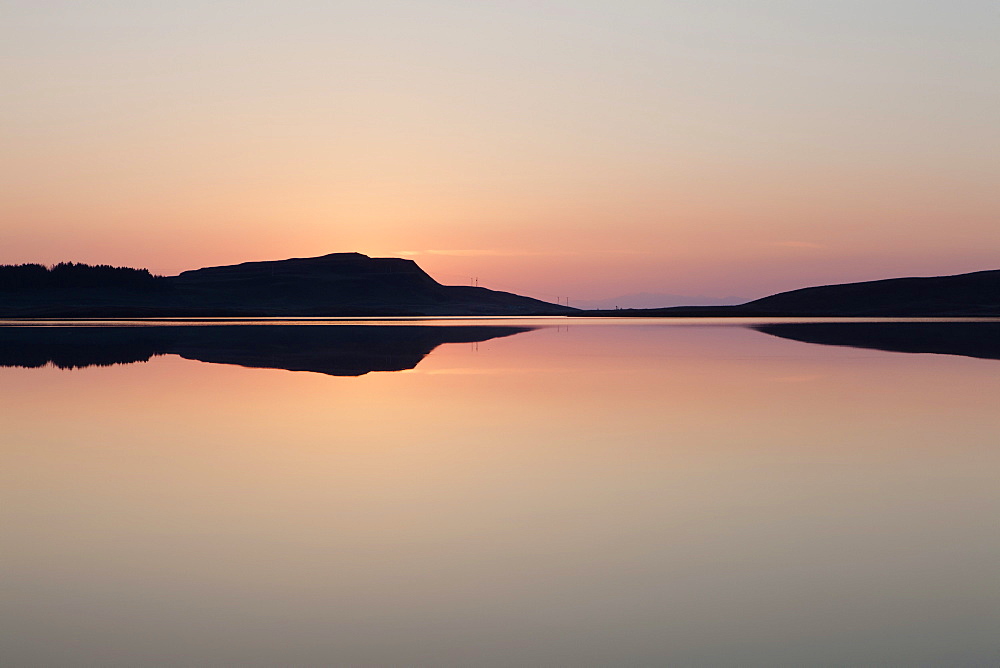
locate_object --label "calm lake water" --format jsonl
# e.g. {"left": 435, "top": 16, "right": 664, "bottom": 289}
{"left": 2, "top": 318, "right": 999, "bottom": 667}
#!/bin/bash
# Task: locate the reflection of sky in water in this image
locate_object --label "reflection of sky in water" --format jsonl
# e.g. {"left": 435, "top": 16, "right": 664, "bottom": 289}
{"left": 2, "top": 321, "right": 999, "bottom": 666}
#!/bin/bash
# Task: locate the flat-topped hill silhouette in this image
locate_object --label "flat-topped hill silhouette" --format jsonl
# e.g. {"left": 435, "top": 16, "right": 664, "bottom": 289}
{"left": 0, "top": 253, "right": 570, "bottom": 317}
{"left": 575, "top": 269, "right": 1000, "bottom": 317}
{"left": 0, "top": 324, "right": 536, "bottom": 375}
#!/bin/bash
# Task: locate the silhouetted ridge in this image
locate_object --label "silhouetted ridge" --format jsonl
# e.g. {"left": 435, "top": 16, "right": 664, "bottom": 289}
{"left": 741, "top": 270, "right": 1000, "bottom": 316}
{"left": 0, "top": 324, "right": 536, "bottom": 375}
{"left": 575, "top": 268, "right": 1000, "bottom": 317}
{"left": 176, "top": 253, "right": 434, "bottom": 283}
{"left": 0, "top": 253, "right": 569, "bottom": 316}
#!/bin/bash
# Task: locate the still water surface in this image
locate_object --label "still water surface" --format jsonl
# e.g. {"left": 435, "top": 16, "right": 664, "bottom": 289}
{"left": 2, "top": 319, "right": 999, "bottom": 666}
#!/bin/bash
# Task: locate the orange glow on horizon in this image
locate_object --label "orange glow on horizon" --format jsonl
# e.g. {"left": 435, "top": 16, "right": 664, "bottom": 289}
{"left": 3, "top": 3, "right": 998, "bottom": 301}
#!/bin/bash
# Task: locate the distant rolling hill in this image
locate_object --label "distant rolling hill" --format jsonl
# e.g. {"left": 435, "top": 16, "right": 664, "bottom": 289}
{"left": 576, "top": 269, "right": 1000, "bottom": 317}
{"left": 738, "top": 269, "right": 1000, "bottom": 316}
{"left": 0, "top": 253, "right": 572, "bottom": 317}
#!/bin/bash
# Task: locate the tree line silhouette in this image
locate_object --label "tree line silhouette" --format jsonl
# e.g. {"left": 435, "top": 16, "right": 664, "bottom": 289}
{"left": 0, "top": 262, "right": 163, "bottom": 290}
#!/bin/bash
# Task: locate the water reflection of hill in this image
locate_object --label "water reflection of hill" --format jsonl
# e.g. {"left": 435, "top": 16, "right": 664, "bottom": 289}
{"left": 0, "top": 325, "right": 535, "bottom": 375}
{"left": 754, "top": 322, "right": 1000, "bottom": 360}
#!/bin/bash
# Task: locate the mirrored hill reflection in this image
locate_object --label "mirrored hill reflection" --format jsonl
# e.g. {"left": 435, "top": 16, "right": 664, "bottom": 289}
{"left": 754, "top": 321, "right": 1000, "bottom": 360}
{"left": 0, "top": 324, "right": 536, "bottom": 376}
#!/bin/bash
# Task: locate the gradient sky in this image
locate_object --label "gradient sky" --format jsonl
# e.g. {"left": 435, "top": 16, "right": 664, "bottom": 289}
{"left": 3, "top": 1, "right": 998, "bottom": 300}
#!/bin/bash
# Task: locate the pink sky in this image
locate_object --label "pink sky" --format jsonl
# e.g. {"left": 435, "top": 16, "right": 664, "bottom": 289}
{"left": 3, "top": 2, "right": 998, "bottom": 301}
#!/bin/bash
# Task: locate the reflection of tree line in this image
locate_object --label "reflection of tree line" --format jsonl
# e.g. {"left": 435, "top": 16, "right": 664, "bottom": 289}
{"left": 0, "top": 325, "right": 535, "bottom": 376}
{"left": 0, "top": 263, "right": 162, "bottom": 291}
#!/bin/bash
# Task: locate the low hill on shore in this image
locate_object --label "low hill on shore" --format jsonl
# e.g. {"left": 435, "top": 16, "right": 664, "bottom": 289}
{"left": 740, "top": 269, "right": 1000, "bottom": 316}
{"left": 574, "top": 269, "right": 1000, "bottom": 317}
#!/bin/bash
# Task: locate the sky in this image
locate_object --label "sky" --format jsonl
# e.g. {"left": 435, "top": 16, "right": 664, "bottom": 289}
{"left": 2, "top": 1, "right": 998, "bottom": 301}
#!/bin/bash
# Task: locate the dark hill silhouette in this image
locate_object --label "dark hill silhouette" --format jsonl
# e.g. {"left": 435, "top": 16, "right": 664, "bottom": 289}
{"left": 754, "top": 321, "right": 1000, "bottom": 361}
{"left": 574, "top": 269, "right": 1000, "bottom": 317}
{"left": 0, "top": 253, "right": 570, "bottom": 317}
{"left": 740, "top": 269, "right": 1000, "bottom": 316}
{"left": 0, "top": 324, "right": 536, "bottom": 375}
